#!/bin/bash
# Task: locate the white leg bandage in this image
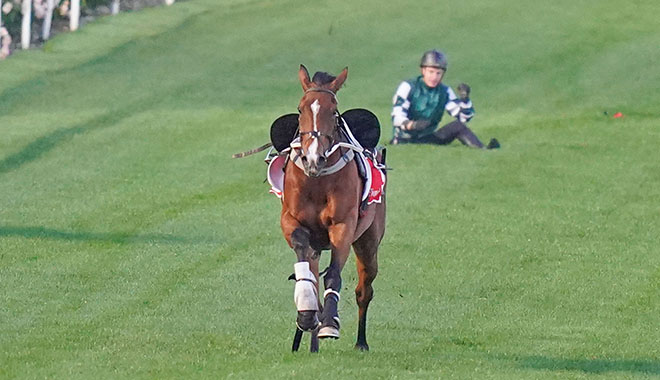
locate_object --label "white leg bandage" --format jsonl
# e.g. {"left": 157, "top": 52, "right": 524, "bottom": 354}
{"left": 293, "top": 262, "right": 318, "bottom": 311}
{"left": 324, "top": 289, "right": 341, "bottom": 301}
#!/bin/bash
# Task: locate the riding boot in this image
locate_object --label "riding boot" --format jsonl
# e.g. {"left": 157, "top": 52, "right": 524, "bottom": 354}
{"left": 433, "top": 120, "right": 481, "bottom": 148}
{"left": 487, "top": 138, "right": 501, "bottom": 149}
{"left": 456, "top": 128, "right": 484, "bottom": 148}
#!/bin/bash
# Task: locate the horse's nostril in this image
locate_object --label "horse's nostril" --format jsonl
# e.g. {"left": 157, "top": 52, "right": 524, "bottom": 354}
{"left": 318, "top": 156, "right": 326, "bottom": 165}
{"left": 301, "top": 156, "right": 308, "bottom": 163}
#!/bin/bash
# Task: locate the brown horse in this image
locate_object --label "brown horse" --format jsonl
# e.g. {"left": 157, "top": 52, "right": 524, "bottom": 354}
{"left": 280, "top": 65, "right": 386, "bottom": 351}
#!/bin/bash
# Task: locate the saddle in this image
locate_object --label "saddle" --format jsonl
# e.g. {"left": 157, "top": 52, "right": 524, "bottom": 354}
{"left": 267, "top": 109, "right": 385, "bottom": 207}
{"left": 269, "top": 109, "right": 381, "bottom": 153}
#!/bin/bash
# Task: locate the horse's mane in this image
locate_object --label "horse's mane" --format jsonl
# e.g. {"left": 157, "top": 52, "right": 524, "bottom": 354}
{"left": 312, "top": 72, "right": 336, "bottom": 86}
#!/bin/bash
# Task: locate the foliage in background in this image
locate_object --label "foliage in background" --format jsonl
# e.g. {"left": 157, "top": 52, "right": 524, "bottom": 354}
{"left": 2, "top": 0, "right": 65, "bottom": 42}
{"left": 0, "top": 0, "right": 168, "bottom": 56}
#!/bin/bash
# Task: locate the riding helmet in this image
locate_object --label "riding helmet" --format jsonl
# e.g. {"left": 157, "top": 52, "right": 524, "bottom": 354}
{"left": 420, "top": 49, "right": 448, "bottom": 70}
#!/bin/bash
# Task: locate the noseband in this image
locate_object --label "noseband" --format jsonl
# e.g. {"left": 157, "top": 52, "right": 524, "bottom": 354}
{"left": 298, "top": 118, "right": 340, "bottom": 151}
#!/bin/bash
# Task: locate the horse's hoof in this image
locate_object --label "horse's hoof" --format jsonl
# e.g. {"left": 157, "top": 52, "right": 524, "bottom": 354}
{"left": 296, "top": 311, "right": 319, "bottom": 332}
{"left": 318, "top": 326, "right": 340, "bottom": 339}
{"left": 354, "top": 342, "right": 369, "bottom": 351}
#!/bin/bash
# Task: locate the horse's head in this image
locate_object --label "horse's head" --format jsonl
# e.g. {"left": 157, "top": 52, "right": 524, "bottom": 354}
{"left": 296, "top": 64, "right": 348, "bottom": 177}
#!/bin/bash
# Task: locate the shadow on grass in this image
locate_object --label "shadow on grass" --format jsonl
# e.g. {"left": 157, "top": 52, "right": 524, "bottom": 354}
{"left": 0, "top": 225, "right": 215, "bottom": 245}
{"left": 0, "top": 84, "right": 175, "bottom": 175}
{"left": 0, "top": 110, "right": 133, "bottom": 175}
{"left": 518, "top": 355, "right": 660, "bottom": 375}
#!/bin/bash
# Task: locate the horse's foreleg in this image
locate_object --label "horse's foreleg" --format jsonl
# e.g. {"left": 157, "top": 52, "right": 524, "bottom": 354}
{"left": 290, "top": 227, "right": 321, "bottom": 332}
{"left": 318, "top": 262, "right": 342, "bottom": 339}
{"left": 319, "top": 223, "right": 354, "bottom": 339}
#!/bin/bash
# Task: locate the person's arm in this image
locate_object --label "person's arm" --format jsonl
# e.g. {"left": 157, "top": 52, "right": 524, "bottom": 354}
{"left": 445, "top": 84, "right": 475, "bottom": 123}
{"left": 392, "top": 81, "right": 412, "bottom": 128}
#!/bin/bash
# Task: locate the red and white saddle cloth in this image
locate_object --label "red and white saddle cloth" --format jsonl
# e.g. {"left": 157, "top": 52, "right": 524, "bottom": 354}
{"left": 267, "top": 153, "right": 385, "bottom": 205}
{"left": 267, "top": 154, "right": 286, "bottom": 199}
{"left": 365, "top": 156, "right": 386, "bottom": 204}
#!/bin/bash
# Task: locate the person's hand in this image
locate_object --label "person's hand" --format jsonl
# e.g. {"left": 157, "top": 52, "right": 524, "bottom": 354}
{"left": 457, "top": 83, "right": 471, "bottom": 101}
{"left": 403, "top": 120, "right": 431, "bottom": 131}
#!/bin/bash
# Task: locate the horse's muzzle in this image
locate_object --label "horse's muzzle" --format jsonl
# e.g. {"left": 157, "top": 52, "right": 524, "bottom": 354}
{"left": 302, "top": 155, "right": 327, "bottom": 177}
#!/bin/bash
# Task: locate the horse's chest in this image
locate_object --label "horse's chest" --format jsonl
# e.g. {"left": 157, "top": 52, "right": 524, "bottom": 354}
{"left": 292, "top": 195, "right": 331, "bottom": 224}
{"left": 289, "top": 190, "right": 355, "bottom": 226}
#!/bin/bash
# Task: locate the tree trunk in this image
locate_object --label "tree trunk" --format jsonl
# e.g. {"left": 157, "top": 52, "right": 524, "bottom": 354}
{"left": 42, "top": 0, "right": 55, "bottom": 40}
{"left": 111, "top": 0, "right": 119, "bottom": 15}
{"left": 70, "top": 0, "right": 80, "bottom": 31}
{"left": 21, "top": 0, "right": 32, "bottom": 49}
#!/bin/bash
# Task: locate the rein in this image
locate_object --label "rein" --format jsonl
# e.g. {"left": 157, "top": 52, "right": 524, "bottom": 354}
{"left": 231, "top": 142, "right": 273, "bottom": 158}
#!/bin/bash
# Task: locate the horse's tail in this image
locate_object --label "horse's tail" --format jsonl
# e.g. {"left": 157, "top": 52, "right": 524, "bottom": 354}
{"left": 231, "top": 142, "right": 273, "bottom": 158}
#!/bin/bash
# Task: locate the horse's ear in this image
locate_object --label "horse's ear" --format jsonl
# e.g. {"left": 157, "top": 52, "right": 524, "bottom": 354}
{"left": 299, "top": 64, "right": 312, "bottom": 92}
{"left": 330, "top": 67, "right": 348, "bottom": 93}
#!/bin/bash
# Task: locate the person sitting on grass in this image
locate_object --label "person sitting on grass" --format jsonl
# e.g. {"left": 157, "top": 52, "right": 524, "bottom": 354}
{"left": 390, "top": 49, "right": 499, "bottom": 149}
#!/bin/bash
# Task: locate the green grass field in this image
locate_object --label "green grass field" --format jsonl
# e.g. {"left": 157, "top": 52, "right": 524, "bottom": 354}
{"left": 1, "top": 0, "right": 659, "bottom": 378}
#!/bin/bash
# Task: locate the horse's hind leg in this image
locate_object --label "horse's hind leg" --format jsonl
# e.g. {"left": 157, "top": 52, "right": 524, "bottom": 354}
{"left": 290, "top": 227, "right": 321, "bottom": 332}
{"left": 352, "top": 221, "right": 383, "bottom": 351}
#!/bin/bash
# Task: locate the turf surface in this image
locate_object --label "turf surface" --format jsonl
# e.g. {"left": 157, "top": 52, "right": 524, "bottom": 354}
{"left": 1, "top": 0, "right": 659, "bottom": 378}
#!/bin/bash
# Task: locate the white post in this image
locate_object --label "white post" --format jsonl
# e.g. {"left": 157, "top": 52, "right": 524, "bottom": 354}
{"left": 21, "top": 0, "right": 31, "bottom": 49}
{"left": 1, "top": 0, "right": 7, "bottom": 59}
{"left": 111, "top": 0, "right": 120, "bottom": 15}
{"left": 70, "top": 0, "right": 80, "bottom": 31}
{"left": 0, "top": 0, "right": 3, "bottom": 51}
{"left": 42, "top": 0, "right": 55, "bottom": 40}
{"left": 165, "top": 0, "right": 175, "bottom": 5}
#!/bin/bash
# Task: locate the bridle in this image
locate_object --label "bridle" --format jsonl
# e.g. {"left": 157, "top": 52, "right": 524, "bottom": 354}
{"left": 297, "top": 87, "right": 341, "bottom": 160}
{"left": 298, "top": 118, "right": 341, "bottom": 155}
{"left": 290, "top": 87, "right": 364, "bottom": 177}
